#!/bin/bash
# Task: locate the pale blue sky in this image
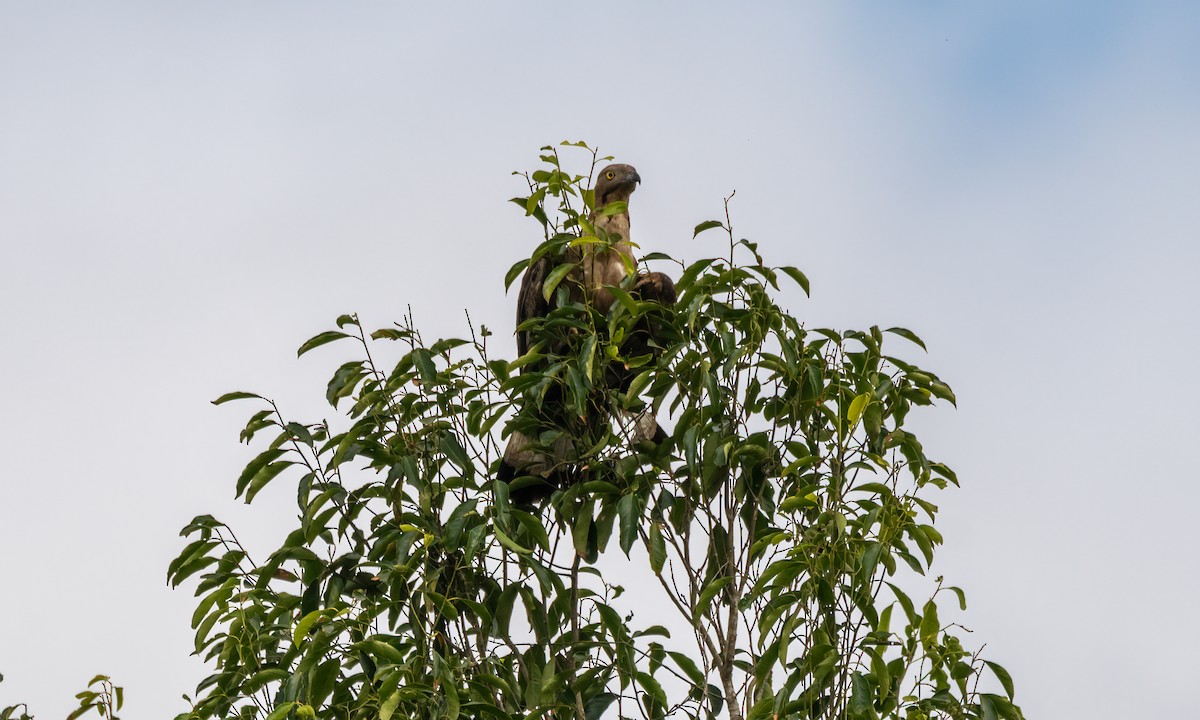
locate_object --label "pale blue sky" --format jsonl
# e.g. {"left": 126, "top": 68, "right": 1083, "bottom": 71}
{"left": 2, "top": 3, "right": 1198, "bottom": 718}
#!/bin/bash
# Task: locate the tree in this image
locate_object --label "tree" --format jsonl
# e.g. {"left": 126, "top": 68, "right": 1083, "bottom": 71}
{"left": 168, "top": 143, "right": 1025, "bottom": 720}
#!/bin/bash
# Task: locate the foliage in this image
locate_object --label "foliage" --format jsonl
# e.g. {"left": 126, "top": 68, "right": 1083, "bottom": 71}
{"left": 0, "top": 674, "right": 123, "bottom": 720}
{"left": 0, "top": 674, "right": 31, "bottom": 720}
{"left": 66, "top": 677, "right": 123, "bottom": 720}
{"left": 169, "top": 143, "right": 1024, "bottom": 719}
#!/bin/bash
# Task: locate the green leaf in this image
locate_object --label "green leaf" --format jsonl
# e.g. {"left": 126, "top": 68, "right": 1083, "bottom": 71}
{"left": 779, "top": 485, "right": 818, "bottom": 513}
{"left": 235, "top": 448, "right": 285, "bottom": 498}
{"left": 190, "top": 577, "right": 235, "bottom": 628}
{"left": 542, "top": 262, "right": 575, "bottom": 303}
{"left": 244, "top": 668, "right": 289, "bottom": 694}
{"left": 283, "top": 422, "right": 313, "bottom": 446}
{"left": 597, "top": 200, "right": 628, "bottom": 217}
{"left": 494, "top": 526, "right": 532, "bottom": 555}
{"left": 868, "top": 648, "right": 891, "bottom": 702}
{"left": 908, "top": 524, "right": 934, "bottom": 566}
{"left": 607, "top": 285, "right": 639, "bottom": 316}
{"left": 676, "top": 258, "right": 716, "bottom": 292}
{"left": 244, "top": 461, "right": 293, "bottom": 503}
{"left": 705, "top": 684, "right": 725, "bottom": 717}
{"left": 293, "top": 609, "right": 326, "bottom": 646}
{"left": 635, "top": 671, "right": 667, "bottom": 710}
{"left": 297, "top": 330, "right": 350, "bottom": 357}
{"left": 847, "top": 392, "right": 871, "bottom": 427}
{"left": 265, "top": 703, "right": 296, "bottom": 720}
{"left": 66, "top": 705, "right": 94, "bottom": 720}
{"left": 982, "top": 694, "right": 1022, "bottom": 720}
{"left": 667, "top": 651, "right": 705, "bottom": 687}
{"left": 848, "top": 672, "right": 872, "bottom": 718}
{"left": 694, "top": 577, "right": 732, "bottom": 623}
{"left": 985, "top": 661, "right": 1015, "bottom": 700}
{"left": 745, "top": 693, "right": 773, "bottom": 720}
{"left": 525, "top": 187, "right": 545, "bottom": 216}
{"left": 648, "top": 523, "right": 666, "bottom": 574}
{"left": 946, "top": 585, "right": 967, "bottom": 611}
{"left": 885, "top": 326, "right": 927, "bottom": 351}
{"left": 504, "top": 259, "right": 529, "bottom": 290}
{"left": 440, "top": 433, "right": 472, "bottom": 474}
{"left": 779, "top": 265, "right": 811, "bottom": 296}
{"left": 413, "top": 349, "right": 436, "bottom": 382}
{"left": 579, "top": 333, "right": 597, "bottom": 382}
{"left": 443, "top": 678, "right": 460, "bottom": 720}
{"left": 886, "top": 582, "right": 916, "bottom": 626}
{"left": 169, "top": 553, "right": 218, "bottom": 589}
{"left": 211, "top": 391, "right": 262, "bottom": 405}
{"left": 980, "top": 695, "right": 1000, "bottom": 720}
{"left": 618, "top": 494, "right": 637, "bottom": 557}
{"left": 877, "top": 604, "right": 893, "bottom": 635}
{"left": 358, "top": 639, "right": 405, "bottom": 665}
{"left": 919, "top": 599, "right": 940, "bottom": 650}
{"left": 572, "top": 498, "right": 595, "bottom": 557}
{"left": 693, "top": 220, "right": 724, "bottom": 237}
{"left": 584, "top": 692, "right": 618, "bottom": 720}
{"left": 370, "top": 327, "right": 408, "bottom": 341}
{"left": 931, "top": 380, "right": 957, "bottom": 405}
{"left": 624, "top": 369, "right": 653, "bottom": 401}
{"left": 380, "top": 688, "right": 402, "bottom": 720}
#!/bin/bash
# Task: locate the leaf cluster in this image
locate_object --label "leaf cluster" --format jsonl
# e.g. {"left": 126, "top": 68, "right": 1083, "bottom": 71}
{"left": 0, "top": 674, "right": 124, "bottom": 720}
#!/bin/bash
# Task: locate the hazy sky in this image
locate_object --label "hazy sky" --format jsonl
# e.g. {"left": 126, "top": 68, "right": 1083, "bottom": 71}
{"left": 3, "top": 3, "right": 1199, "bottom": 718}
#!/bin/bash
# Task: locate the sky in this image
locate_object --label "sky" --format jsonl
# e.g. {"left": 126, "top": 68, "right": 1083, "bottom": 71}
{"left": 2, "top": 2, "right": 1199, "bottom": 718}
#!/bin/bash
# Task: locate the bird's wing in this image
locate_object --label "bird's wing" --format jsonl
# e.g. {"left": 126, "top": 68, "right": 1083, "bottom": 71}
{"left": 515, "top": 255, "right": 553, "bottom": 358}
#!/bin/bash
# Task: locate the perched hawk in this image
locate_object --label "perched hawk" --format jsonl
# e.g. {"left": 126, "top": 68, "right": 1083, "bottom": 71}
{"left": 499, "top": 163, "right": 676, "bottom": 505}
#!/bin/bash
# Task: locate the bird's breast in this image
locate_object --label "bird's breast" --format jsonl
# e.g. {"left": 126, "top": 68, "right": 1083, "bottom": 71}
{"left": 579, "top": 211, "right": 636, "bottom": 314}
{"left": 580, "top": 246, "right": 635, "bottom": 314}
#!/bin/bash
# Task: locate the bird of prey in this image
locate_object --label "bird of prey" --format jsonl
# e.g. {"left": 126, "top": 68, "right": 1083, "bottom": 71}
{"left": 498, "top": 163, "right": 676, "bottom": 505}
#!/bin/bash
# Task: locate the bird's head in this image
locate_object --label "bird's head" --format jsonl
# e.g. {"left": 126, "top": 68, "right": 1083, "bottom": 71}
{"left": 593, "top": 163, "right": 641, "bottom": 207}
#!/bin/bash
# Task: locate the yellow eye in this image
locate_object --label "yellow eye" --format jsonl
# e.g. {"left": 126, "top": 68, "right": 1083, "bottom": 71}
{"left": 605, "top": 170, "right": 615, "bottom": 180}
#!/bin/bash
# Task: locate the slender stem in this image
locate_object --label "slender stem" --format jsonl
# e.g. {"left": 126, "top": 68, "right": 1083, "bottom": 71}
{"left": 569, "top": 552, "right": 585, "bottom": 720}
